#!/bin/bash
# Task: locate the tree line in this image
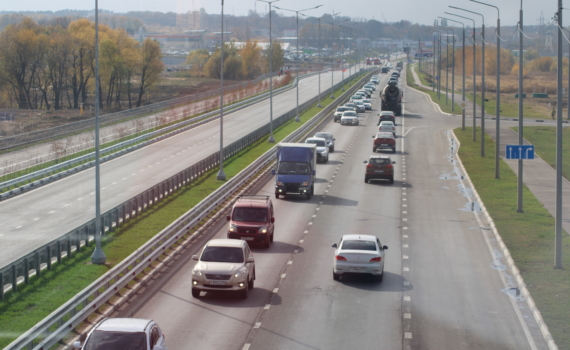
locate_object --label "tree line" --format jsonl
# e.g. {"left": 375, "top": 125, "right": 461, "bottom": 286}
{"left": 0, "top": 17, "right": 163, "bottom": 110}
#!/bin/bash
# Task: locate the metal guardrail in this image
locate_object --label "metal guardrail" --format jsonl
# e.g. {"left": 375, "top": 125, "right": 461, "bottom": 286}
{"left": 0, "top": 72, "right": 280, "bottom": 151}
{"left": 0, "top": 74, "right": 301, "bottom": 199}
{"left": 2, "top": 69, "right": 376, "bottom": 350}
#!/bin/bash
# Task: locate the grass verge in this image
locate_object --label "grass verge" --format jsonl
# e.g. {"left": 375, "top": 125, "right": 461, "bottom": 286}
{"left": 0, "top": 76, "right": 365, "bottom": 349}
{"left": 456, "top": 128, "right": 570, "bottom": 349}
{"left": 406, "top": 64, "right": 463, "bottom": 114}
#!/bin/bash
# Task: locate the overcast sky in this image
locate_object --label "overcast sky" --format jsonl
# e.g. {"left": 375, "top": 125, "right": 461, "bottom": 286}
{"left": 1, "top": 0, "right": 561, "bottom": 27}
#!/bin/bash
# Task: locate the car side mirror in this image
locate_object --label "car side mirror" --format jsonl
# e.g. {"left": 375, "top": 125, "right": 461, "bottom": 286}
{"left": 372, "top": 135, "right": 375, "bottom": 138}
{"left": 271, "top": 217, "right": 275, "bottom": 223}
{"left": 392, "top": 161, "right": 396, "bottom": 164}
{"left": 332, "top": 243, "right": 338, "bottom": 248}
{"left": 383, "top": 245, "right": 388, "bottom": 250}
{"left": 247, "top": 257, "right": 255, "bottom": 263}
{"left": 333, "top": 138, "right": 336, "bottom": 141}
{"left": 73, "top": 341, "right": 82, "bottom": 349}
{"left": 312, "top": 170, "right": 316, "bottom": 176}
{"left": 226, "top": 215, "right": 230, "bottom": 221}
{"left": 192, "top": 255, "right": 199, "bottom": 261}
{"left": 363, "top": 160, "right": 368, "bottom": 163}
{"left": 272, "top": 169, "right": 276, "bottom": 175}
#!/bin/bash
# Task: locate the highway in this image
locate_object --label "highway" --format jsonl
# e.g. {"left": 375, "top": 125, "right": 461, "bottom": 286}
{"left": 112, "top": 69, "right": 549, "bottom": 349}
{"left": 0, "top": 68, "right": 356, "bottom": 266}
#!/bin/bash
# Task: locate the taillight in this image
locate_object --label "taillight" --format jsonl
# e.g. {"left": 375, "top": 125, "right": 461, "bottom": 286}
{"left": 335, "top": 255, "right": 347, "bottom": 261}
{"left": 370, "top": 256, "right": 382, "bottom": 262}
{"left": 385, "top": 164, "right": 393, "bottom": 168}
{"left": 366, "top": 164, "right": 374, "bottom": 168}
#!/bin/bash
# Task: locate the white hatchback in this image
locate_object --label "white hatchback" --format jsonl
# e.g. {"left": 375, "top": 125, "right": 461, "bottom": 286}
{"left": 332, "top": 234, "right": 388, "bottom": 282}
{"left": 378, "top": 121, "right": 396, "bottom": 137}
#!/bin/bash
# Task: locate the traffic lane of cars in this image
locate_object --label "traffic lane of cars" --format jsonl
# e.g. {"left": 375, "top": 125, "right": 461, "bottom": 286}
{"left": 130, "top": 115, "right": 366, "bottom": 349}
{"left": 398, "top": 87, "right": 540, "bottom": 349}
{"left": 247, "top": 111, "right": 403, "bottom": 349}
{"left": 0, "top": 68, "right": 353, "bottom": 267}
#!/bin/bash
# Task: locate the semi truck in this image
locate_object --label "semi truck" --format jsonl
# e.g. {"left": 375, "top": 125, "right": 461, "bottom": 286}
{"left": 272, "top": 143, "right": 316, "bottom": 199}
{"left": 380, "top": 82, "right": 403, "bottom": 116}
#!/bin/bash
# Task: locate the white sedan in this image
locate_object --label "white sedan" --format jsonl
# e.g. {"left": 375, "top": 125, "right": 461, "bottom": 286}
{"left": 332, "top": 234, "right": 388, "bottom": 282}
{"left": 378, "top": 120, "right": 396, "bottom": 137}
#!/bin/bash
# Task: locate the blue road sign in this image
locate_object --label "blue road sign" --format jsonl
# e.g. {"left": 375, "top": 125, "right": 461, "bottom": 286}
{"left": 506, "top": 145, "right": 535, "bottom": 159}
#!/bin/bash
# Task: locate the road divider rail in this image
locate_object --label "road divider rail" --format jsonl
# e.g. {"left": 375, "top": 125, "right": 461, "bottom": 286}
{"left": 2, "top": 67, "right": 376, "bottom": 350}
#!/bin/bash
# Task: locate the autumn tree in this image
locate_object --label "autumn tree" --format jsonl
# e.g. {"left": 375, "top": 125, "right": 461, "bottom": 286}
{"left": 67, "top": 19, "right": 95, "bottom": 109}
{"left": 136, "top": 38, "right": 163, "bottom": 107}
{"left": 45, "top": 27, "right": 73, "bottom": 109}
{"left": 240, "top": 40, "right": 262, "bottom": 79}
{"left": 263, "top": 40, "right": 285, "bottom": 74}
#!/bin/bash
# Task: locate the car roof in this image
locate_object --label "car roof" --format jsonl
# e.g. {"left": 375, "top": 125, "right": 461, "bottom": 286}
{"left": 380, "top": 111, "right": 395, "bottom": 116}
{"left": 235, "top": 195, "right": 270, "bottom": 208}
{"left": 341, "top": 234, "right": 377, "bottom": 242}
{"left": 369, "top": 155, "right": 392, "bottom": 160}
{"left": 96, "top": 318, "right": 152, "bottom": 333}
{"left": 379, "top": 121, "right": 394, "bottom": 124}
{"left": 315, "top": 132, "right": 332, "bottom": 137}
{"left": 306, "top": 137, "right": 326, "bottom": 142}
{"left": 206, "top": 239, "right": 246, "bottom": 248}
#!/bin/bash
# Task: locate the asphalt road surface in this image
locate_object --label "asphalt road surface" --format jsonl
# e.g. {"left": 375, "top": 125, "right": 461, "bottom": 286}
{"left": 0, "top": 68, "right": 358, "bottom": 266}
{"left": 117, "top": 69, "right": 549, "bottom": 350}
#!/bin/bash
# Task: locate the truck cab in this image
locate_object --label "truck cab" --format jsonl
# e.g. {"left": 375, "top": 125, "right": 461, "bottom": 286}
{"left": 273, "top": 143, "right": 316, "bottom": 199}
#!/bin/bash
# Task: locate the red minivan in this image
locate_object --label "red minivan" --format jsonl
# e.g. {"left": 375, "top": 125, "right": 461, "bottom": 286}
{"left": 227, "top": 195, "right": 275, "bottom": 248}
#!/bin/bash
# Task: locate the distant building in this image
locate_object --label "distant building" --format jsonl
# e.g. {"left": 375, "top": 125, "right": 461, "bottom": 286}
{"left": 283, "top": 29, "right": 297, "bottom": 38}
{"left": 176, "top": 11, "right": 201, "bottom": 30}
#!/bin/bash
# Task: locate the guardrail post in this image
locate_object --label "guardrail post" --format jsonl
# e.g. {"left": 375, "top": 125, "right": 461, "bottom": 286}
{"left": 0, "top": 272, "right": 4, "bottom": 300}
{"left": 24, "top": 258, "right": 29, "bottom": 284}
{"left": 47, "top": 246, "right": 52, "bottom": 270}
{"left": 35, "top": 251, "right": 41, "bottom": 278}
{"left": 57, "top": 241, "right": 62, "bottom": 264}
{"left": 68, "top": 234, "right": 72, "bottom": 256}
{"left": 11, "top": 264, "right": 17, "bottom": 292}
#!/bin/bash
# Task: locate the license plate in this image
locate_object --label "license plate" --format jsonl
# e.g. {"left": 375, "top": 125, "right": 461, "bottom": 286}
{"left": 241, "top": 237, "right": 254, "bottom": 241}
{"left": 375, "top": 170, "right": 384, "bottom": 173}
{"left": 209, "top": 281, "right": 226, "bottom": 285}
{"left": 381, "top": 144, "right": 388, "bottom": 146}
{"left": 349, "top": 267, "right": 366, "bottom": 272}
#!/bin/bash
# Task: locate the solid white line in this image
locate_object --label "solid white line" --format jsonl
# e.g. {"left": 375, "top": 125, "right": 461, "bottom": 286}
{"left": 242, "top": 344, "right": 250, "bottom": 350}
{"left": 273, "top": 288, "right": 279, "bottom": 293}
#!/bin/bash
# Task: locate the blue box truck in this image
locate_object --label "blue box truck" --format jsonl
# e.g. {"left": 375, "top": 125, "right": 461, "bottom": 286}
{"left": 272, "top": 143, "right": 316, "bottom": 199}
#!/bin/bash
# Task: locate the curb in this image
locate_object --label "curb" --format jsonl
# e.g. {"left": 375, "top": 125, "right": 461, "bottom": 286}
{"left": 451, "top": 131, "right": 558, "bottom": 350}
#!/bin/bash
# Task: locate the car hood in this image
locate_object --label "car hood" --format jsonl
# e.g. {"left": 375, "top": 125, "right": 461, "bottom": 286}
{"left": 194, "top": 262, "right": 244, "bottom": 273}
{"left": 316, "top": 146, "right": 327, "bottom": 153}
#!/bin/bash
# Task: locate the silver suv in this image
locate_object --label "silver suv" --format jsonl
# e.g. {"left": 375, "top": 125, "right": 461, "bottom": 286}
{"left": 192, "top": 239, "right": 255, "bottom": 298}
{"left": 314, "top": 132, "right": 335, "bottom": 152}
{"left": 305, "top": 137, "right": 329, "bottom": 163}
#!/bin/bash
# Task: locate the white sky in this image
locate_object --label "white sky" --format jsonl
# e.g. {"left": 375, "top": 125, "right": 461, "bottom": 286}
{"left": 0, "top": 0, "right": 560, "bottom": 27}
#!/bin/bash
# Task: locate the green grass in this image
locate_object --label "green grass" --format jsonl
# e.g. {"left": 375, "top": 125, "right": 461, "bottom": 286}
{"left": 512, "top": 126, "right": 570, "bottom": 180}
{"left": 406, "top": 64, "right": 462, "bottom": 114}
{"left": 0, "top": 76, "right": 365, "bottom": 349}
{"left": 456, "top": 127, "right": 570, "bottom": 349}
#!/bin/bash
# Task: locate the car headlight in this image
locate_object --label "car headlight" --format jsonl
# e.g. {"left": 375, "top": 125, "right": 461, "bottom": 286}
{"left": 229, "top": 224, "right": 238, "bottom": 232}
{"left": 234, "top": 267, "right": 248, "bottom": 278}
{"left": 301, "top": 181, "right": 309, "bottom": 186}
{"left": 259, "top": 226, "right": 268, "bottom": 234}
{"left": 277, "top": 181, "right": 284, "bottom": 186}
{"left": 192, "top": 270, "right": 203, "bottom": 276}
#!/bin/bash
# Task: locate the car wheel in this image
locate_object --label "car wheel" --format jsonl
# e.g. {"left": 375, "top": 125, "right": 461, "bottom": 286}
{"left": 240, "top": 284, "right": 249, "bottom": 298}
{"left": 192, "top": 288, "right": 200, "bottom": 298}
{"left": 373, "top": 147, "right": 376, "bottom": 153}
{"left": 375, "top": 272, "right": 384, "bottom": 283}
{"left": 333, "top": 272, "right": 340, "bottom": 281}
{"left": 264, "top": 237, "right": 270, "bottom": 249}
{"left": 275, "top": 192, "right": 280, "bottom": 199}
{"left": 392, "top": 147, "right": 396, "bottom": 153}
{"left": 365, "top": 176, "right": 369, "bottom": 183}
{"left": 330, "top": 146, "right": 334, "bottom": 152}
{"left": 270, "top": 232, "right": 274, "bottom": 242}
{"left": 248, "top": 275, "right": 255, "bottom": 290}
{"left": 389, "top": 176, "right": 394, "bottom": 184}
{"left": 325, "top": 156, "right": 329, "bottom": 163}
{"left": 306, "top": 189, "right": 312, "bottom": 200}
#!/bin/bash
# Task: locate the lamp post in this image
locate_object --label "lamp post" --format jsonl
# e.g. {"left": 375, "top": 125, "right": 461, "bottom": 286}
{"left": 91, "top": 0, "right": 106, "bottom": 264}
{"left": 217, "top": 0, "right": 227, "bottom": 181}
{"left": 440, "top": 16, "right": 466, "bottom": 128}
{"left": 328, "top": 12, "right": 341, "bottom": 99}
{"left": 471, "top": 0, "right": 501, "bottom": 178}
{"left": 317, "top": 17, "right": 323, "bottom": 107}
{"left": 432, "top": 25, "right": 451, "bottom": 107}
{"left": 555, "top": 0, "right": 563, "bottom": 268}
{"left": 274, "top": 5, "right": 322, "bottom": 122}
{"left": 447, "top": 11, "right": 477, "bottom": 142}
{"left": 435, "top": 25, "right": 455, "bottom": 110}
{"left": 450, "top": 6, "right": 485, "bottom": 157}
{"left": 258, "top": 0, "right": 279, "bottom": 143}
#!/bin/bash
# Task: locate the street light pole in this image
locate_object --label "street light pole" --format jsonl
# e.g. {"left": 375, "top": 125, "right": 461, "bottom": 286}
{"left": 329, "top": 11, "right": 341, "bottom": 99}
{"left": 440, "top": 16, "right": 466, "bottom": 121}
{"left": 448, "top": 10, "right": 478, "bottom": 142}
{"left": 217, "top": 0, "right": 227, "bottom": 181}
{"left": 258, "top": 0, "right": 280, "bottom": 143}
{"left": 318, "top": 17, "right": 322, "bottom": 107}
{"left": 433, "top": 25, "right": 453, "bottom": 107}
{"left": 555, "top": 0, "right": 563, "bottom": 269}
{"left": 91, "top": 0, "right": 106, "bottom": 264}
{"left": 471, "top": 0, "right": 501, "bottom": 178}
{"left": 274, "top": 5, "right": 322, "bottom": 122}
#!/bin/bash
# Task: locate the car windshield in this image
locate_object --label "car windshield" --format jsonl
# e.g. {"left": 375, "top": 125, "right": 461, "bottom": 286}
{"left": 343, "top": 112, "right": 356, "bottom": 117}
{"left": 363, "top": 100, "right": 371, "bottom": 103}
{"left": 306, "top": 139, "right": 326, "bottom": 147}
{"left": 232, "top": 207, "right": 267, "bottom": 222}
{"left": 336, "top": 107, "right": 347, "bottom": 112}
{"left": 277, "top": 161, "right": 310, "bottom": 175}
{"left": 369, "top": 158, "right": 390, "bottom": 164}
{"left": 201, "top": 246, "right": 244, "bottom": 263}
{"left": 84, "top": 331, "right": 146, "bottom": 350}
{"left": 315, "top": 133, "right": 331, "bottom": 140}
{"left": 341, "top": 240, "right": 377, "bottom": 251}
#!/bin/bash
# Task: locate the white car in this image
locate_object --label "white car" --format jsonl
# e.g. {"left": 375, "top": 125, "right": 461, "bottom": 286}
{"left": 314, "top": 132, "right": 335, "bottom": 152}
{"left": 378, "top": 121, "right": 396, "bottom": 137}
{"left": 362, "top": 99, "right": 372, "bottom": 110}
{"left": 73, "top": 318, "right": 167, "bottom": 350}
{"left": 305, "top": 137, "right": 329, "bottom": 162}
{"left": 332, "top": 234, "right": 388, "bottom": 282}
{"left": 334, "top": 106, "right": 352, "bottom": 122}
{"left": 340, "top": 111, "right": 359, "bottom": 125}
{"left": 191, "top": 239, "right": 255, "bottom": 298}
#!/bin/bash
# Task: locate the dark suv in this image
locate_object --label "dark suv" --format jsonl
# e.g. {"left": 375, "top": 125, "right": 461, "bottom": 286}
{"left": 372, "top": 132, "right": 396, "bottom": 153}
{"left": 364, "top": 155, "right": 396, "bottom": 184}
{"left": 227, "top": 195, "right": 275, "bottom": 248}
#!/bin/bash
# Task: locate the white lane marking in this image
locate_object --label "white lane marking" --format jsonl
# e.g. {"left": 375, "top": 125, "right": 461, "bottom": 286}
{"left": 312, "top": 215, "right": 317, "bottom": 218}
{"left": 287, "top": 261, "right": 293, "bottom": 265}
{"left": 254, "top": 323, "right": 261, "bottom": 329}
{"left": 264, "top": 304, "right": 271, "bottom": 310}
{"left": 122, "top": 178, "right": 127, "bottom": 180}
{"left": 16, "top": 226, "right": 22, "bottom": 229}
{"left": 48, "top": 211, "right": 55, "bottom": 214}
{"left": 403, "top": 204, "right": 407, "bottom": 207}
{"left": 403, "top": 211, "right": 408, "bottom": 214}
{"left": 77, "top": 198, "right": 83, "bottom": 201}
{"left": 112, "top": 182, "right": 117, "bottom": 185}
{"left": 403, "top": 235, "right": 409, "bottom": 238}
{"left": 405, "top": 332, "right": 412, "bottom": 339}
{"left": 304, "top": 230, "right": 308, "bottom": 234}
{"left": 404, "top": 267, "right": 410, "bottom": 272}
{"left": 273, "top": 288, "right": 279, "bottom": 293}
{"left": 294, "top": 250, "right": 299, "bottom": 254}
{"left": 403, "top": 227, "right": 408, "bottom": 230}
{"left": 281, "top": 274, "right": 286, "bottom": 279}
{"left": 308, "top": 222, "right": 313, "bottom": 225}
{"left": 64, "top": 204, "right": 70, "bottom": 207}
{"left": 299, "top": 240, "right": 304, "bottom": 243}
{"left": 403, "top": 244, "right": 409, "bottom": 248}
{"left": 403, "top": 218, "right": 408, "bottom": 221}
{"left": 33, "top": 218, "right": 39, "bottom": 221}
{"left": 316, "top": 208, "right": 320, "bottom": 211}
{"left": 404, "top": 296, "right": 411, "bottom": 302}
{"left": 404, "top": 313, "right": 411, "bottom": 319}
{"left": 403, "top": 255, "right": 409, "bottom": 259}
{"left": 242, "top": 344, "right": 251, "bottom": 350}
